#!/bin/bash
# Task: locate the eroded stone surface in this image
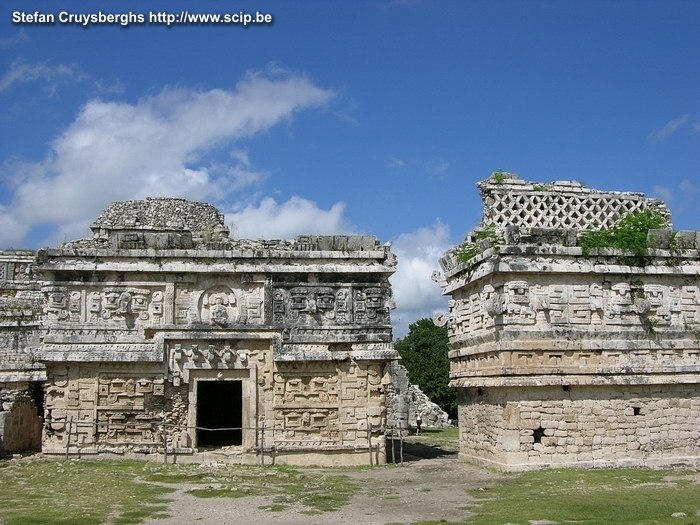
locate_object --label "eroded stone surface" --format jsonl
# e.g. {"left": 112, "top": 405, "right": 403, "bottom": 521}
{"left": 1, "top": 198, "right": 399, "bottom": 465}
{"left": 436, "top": 173, "right": 700, "bottom": 470}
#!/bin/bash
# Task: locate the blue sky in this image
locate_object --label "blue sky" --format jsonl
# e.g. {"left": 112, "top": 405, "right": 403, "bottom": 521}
{"left": 1, "top": 0, "right": 698, "bottom": 336}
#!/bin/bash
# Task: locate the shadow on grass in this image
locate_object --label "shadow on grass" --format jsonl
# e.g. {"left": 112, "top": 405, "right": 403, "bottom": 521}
{"left": 387, "top": 439, "right": 458, "bottom": 463}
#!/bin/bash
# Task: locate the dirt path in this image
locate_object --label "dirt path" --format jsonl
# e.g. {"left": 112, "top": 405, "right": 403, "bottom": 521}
{"left": 144, "top": 447, "right": 504, "bottom": 525}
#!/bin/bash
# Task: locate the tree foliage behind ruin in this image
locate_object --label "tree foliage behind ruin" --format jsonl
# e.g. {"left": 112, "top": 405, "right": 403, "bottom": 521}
{"left": 394, "top": 318, "right": 457, "bottom": 419}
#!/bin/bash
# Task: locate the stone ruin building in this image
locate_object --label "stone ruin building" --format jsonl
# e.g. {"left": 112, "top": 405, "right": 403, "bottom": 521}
{"left": 0, "top": 250, "right": 43, "bottom": 455}
{"left": 433, "top": 173, "right": 700, "bottom": 470}
{"left": 1, "top": 198, "right": 399, "bottom": 465}
{"left": 385, "top": 361, "right": 451, "bottom": 433}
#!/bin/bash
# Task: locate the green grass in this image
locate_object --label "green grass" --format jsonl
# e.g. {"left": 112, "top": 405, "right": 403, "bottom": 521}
{"left": 149, "top": 463, "right": 358, "bottom": 514}
{"left": 0, "top": 458, "right": 358, "bottom": 523}
{"left": 465, "top": 467, "right": 700, "bottom": 525}
{"left": 1, "top": 454, "right": 697, "bottom": 524}
{"left": 0, "top": 458, "right": 174, "bottom": 525}
{"left": 404, "top": 427, "right": 460, "bottom": 450}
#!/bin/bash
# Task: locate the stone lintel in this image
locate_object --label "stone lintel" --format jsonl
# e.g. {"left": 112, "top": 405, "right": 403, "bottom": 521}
{"left": 0, "top": 319, "right": 40, "bottom": 327}
{"left": 37, "top": 260, "right": 394, "bottom": 276}
{"left": 38, "top": 344, "right": 161, "bottom": 362}
{"left": 153, "top": 329, "right": 282, "bottom": 354}
{"left": 0, "top": 250, "right": 36, "bottom": 260}
{"left": 273, "top": 442, "right": 371, "bottom": 452}
{"left": 275, "top": 343, "right": 398, "bottom": 362}
{"left": 443, "top": 246, "right": 699, "bottom": 284}
{"left": 449, "top": 335, "right": 700, "bottom": 355}
{"left": 449, "top": 373, "right": 700, "bottom": 388}
{"left": 0, "top": 370, "right": 47, "bottom": 382}
{"left": 283, "top": 331, "right": 392, "bottom": 345}
{"left": 38, "top": 247, "right": 389, "bottom": 260}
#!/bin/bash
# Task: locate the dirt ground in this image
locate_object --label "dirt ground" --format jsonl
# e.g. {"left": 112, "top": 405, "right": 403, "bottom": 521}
{"left": 144, "top": 443, "right": 503, "bottom": 525}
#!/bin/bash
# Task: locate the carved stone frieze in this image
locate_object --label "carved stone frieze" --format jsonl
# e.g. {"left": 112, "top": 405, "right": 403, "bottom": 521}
{"left": 7, "top": 199, "right": 397, "bottom": 465}
{"left": 272, "top": 284, "right": 391, "bottom": 327}
{"left": 437, "top": 174, "right": 700, "bottom": 470}
{"left": 447, "top": 278, "right": 700, "bottom": 337}
{"left": 174, "top": 280, "right": 265, "bottom": 326}
{"left": 43, "top": 286, "right": 165, "bottom": 326}
{"left": 166, "top": 340, "right": 272, "bottom": 385}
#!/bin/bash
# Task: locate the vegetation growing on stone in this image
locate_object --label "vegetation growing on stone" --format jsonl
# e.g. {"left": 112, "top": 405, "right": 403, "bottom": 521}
{"left": 491, "top": 170, "right": 507, "bottom": 184}
{"left": 578, "top": 209, "right": 669, "bottom": 266}
{"left": 455, "top": 225, "right": 502, "bottom": 266}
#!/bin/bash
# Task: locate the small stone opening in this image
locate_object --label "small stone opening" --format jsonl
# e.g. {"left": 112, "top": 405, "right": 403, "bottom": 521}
{"left": 533, "top": 426, "right": 545, "bottom": 444}
{"left": 632, "top": 406, "right": 642, "bottom": 416}
{"left": 31, "top": 381, "right": 44, "bottom": 418}
{"left": 196, "top": 380, "right": 243, "bottom": 447}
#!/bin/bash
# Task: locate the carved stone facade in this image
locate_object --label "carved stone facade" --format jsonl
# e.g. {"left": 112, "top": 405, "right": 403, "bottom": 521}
{"left": 1, "top": 198, "right": 398, "bottom": 465}
{"left": 0, "top": 251, "right": 44, "bottom": 455}
{"left": 436, "top": 173, "right": 700, "bottom": 470}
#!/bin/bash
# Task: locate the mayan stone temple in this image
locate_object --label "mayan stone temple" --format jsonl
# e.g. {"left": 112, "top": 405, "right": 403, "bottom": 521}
{"left": 0, "top": 198, "right": 398, "bottom": 465}
{"left": 434, "top": 173, "right": 700, "bottom": 470}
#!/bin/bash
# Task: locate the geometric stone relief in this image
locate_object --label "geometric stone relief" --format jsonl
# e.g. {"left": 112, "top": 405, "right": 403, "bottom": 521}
{"left": 272, "top": 285, "right": 391, "bottom": 326}
{"left": 176, "top": 280, "right": 265, "bottom": 326}
{"left": 0, "top": 259, "right": 33, "bottom": 283}
{"left": 503, "top": 281, "right": 536, "bottom": 325}
{"left": 167, "top": 340, "right": 271, "bottom": 385}
{"left": 43, "top": 286, "right": 165, "bottom": 326}
{"left": 42, "top": 365, "right": 166, "bottom": 447}
{"left": 273, "top": 372, "right": 339, "bottom": 406}
{"left": 447, "top": 279, "right": 700, "bottom": 336}
{"left": 477, "top": 175, "right": 670, "bottom": 231}
{"left": 274, "top": 408, "right": 340, "bottom": 443}
{"left": 270, "top": 361, "right": 386, "bottom": 446}
{"left": 451, "top": 347, "right": 700, "bottom": 376}
{"left": 94, "top": 374, "right": 166, "bottom": 443}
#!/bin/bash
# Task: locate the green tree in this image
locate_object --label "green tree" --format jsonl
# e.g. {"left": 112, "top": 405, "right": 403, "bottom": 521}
{"left": 394, "top": 318, "right": 457, "bottom": 419}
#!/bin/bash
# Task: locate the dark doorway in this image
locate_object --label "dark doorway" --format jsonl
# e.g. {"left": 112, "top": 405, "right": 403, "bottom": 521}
{"left": 196, "top": 381, "right": 243, "bottom": 447}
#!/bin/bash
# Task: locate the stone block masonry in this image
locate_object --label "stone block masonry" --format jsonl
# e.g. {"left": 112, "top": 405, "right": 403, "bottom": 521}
{"left": 1, "top": 198, "right": 400, "bottom": 466}
{"left": 0, "top": 250, "right": 44, "bottom": 454}
{"left": 435, "top": 173, "right": 700, "bottom": 471}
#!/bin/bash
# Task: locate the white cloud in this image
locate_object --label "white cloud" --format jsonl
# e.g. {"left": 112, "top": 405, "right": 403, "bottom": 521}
{"left": 388, "top": 157, "right": 406, "bottom": 169}
{"left": 652, "top": 185, "right": 673, "bottom": 205}
{"left": 389, "top": 220, "right": 453, "bottom": 338}
{"left": 677, "top": 179, "right": 699, "bottom": 215}
{"left": 679, "top": 179, "right": 698, "bottom": 194}
{"left": 0, "top": 29, "right": 29, "bottom": 50}
{"left": 0, "top": 58, "right": 86, "bottom": 93}
{"left": 649, "top": 114, "right": 690, "bottom": 140}
{"left": 0, "top": 68, "right": 335, "bottom": 247}
{"left": 652, "top": 179, "right": 699, "bottom": 223}
{"left": 92, "top": 79, "right": 126, "bottom": 96}
{"left": 226, "top": 196, "right": 351, "bottom": 239}
{"left": 425, "top": 158, "right": 449, "bottom": 177}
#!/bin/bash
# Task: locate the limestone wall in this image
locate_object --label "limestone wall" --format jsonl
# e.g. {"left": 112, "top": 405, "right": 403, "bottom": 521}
{"left": 458, "top": 384, "right": 699, "bottom": 470}
{"left": 0, "top": 251, "right": 44, "bottom": 453}
{"left": 0, "top": 389, "right": 42, "bottom": 454}
{"left": 31, "top": 199, "right": 398, "bottom": 465}
{"left": 0, "top": 251, "right": 44, "bottom": 382}
{"left": 437, "top": 174, "right": 700, "bottom": 470}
